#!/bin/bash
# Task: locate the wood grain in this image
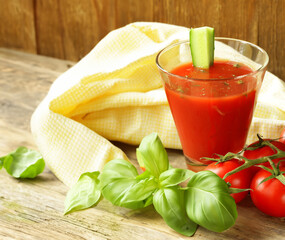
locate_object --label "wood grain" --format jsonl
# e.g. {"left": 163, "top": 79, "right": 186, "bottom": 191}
{"left": 1, "top": 0, "right": 285, "bottom": 80}
{"left": 258, "top": 0, "right": 285, "bottom": 83}
{"left": 34, "top": 0, "right": 116, "bottom": 61}
{"left": 0, "top": 48, "right": 284, "bottom": 239}
{"left": 217, "top": 0, "right": 258, "bottom": 42}
{"left": 0, "top": 0, "right": 36, "bottom": 53}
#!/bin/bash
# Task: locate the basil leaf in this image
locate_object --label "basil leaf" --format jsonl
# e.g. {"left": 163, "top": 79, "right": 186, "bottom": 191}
{"left": 159, "top": 168, "right": 195, "bottom": 187}
{"left": 136, "top": 148, "right": 145, "bottom": 170}
{"left": 0, "top": 156, "right": 5, "bottom": 169}
{"left": 136, "top": 132, "right": 169, "bottom": 178}
{"left": 100, "top": 159, "right": 156, "bottom": 209}
{"left": 144, "top": 194, "right": 154, "bottom": 208}
{"left": 2, "top": 147, "right": 45, "bottom": 178}
{"left": 102, "top": 178, "right": 157, "bottom": 209}
{"left": 102, "top": 179, "right": 142, "bottom": 209}
{"left": 64, "top": 171, "right": 101, "bottom": 215}
{"left": 153, "top": 186, "right": 197, "bottom": 236}
{"left": 100, "top": 159, "right": 139, "bottom": 187}
{"left": 185, "top": 171, "right": 237, "bottom": 233}
{"left": 120, "top": 177, "right": 158, "bottom": 203}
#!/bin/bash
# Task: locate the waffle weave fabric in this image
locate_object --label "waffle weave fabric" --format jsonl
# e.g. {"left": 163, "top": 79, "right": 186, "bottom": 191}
{"left": 31, "top": 22, "right": 285, "bottom": 187}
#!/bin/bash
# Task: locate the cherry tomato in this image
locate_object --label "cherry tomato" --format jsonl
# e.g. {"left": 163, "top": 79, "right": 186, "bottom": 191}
{"left": 243, "top": 140, "right": 285, "bottom": 175}
{"left": 250, "top": 166, "right": 285, "bottom": 217}
{"left": 205, "top": 159, "right": 252, "bottom": 203}
{"left": 280, "top": 128, "right": 285, "bottom": 144}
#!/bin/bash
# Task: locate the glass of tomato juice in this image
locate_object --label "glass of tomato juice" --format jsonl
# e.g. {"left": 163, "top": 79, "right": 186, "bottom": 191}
{"left": 156, "top": 38, "right": 269, "bottom": 171}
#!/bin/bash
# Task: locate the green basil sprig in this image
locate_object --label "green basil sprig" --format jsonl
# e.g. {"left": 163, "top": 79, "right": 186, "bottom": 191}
{"left": 63, "top": 132, "right": 237, "bottom": 236}
{"left": 64, "top": 171, "right": 101, "bottom": 214}
{"left": 0, "top": 147, "right": 45, "bottom": 178}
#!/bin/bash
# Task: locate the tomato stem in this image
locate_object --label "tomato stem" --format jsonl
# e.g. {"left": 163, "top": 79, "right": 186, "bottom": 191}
{"left": 202, "top": 136, "right": 285, "bottom": 185}
{"left": 268, "top": 158, "right": 279, "bottom": 176}
{"left": 276, "top": 174, "right": 285, "bottom": 185}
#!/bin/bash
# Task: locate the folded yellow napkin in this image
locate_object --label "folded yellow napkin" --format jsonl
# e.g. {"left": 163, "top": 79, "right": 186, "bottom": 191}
{"left": 31, "top": 22, "right": 285, "bottom": 187}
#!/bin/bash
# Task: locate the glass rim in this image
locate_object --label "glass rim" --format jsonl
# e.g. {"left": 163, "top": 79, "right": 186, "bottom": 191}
{"left": 155, "top": 37, "right": 269, "bottom": 82}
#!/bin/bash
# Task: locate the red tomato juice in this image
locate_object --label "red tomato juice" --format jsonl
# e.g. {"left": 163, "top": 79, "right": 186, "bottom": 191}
{"left": 165, "top": 60, "right": 256, "bottom": 170}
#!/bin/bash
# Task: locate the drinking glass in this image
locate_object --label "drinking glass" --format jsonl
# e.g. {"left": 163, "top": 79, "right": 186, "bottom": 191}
{"left": 156, "top": 38, "right": 269, "bottom": 171}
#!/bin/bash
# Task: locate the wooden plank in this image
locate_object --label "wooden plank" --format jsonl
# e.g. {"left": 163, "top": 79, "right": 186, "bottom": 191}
{"left": 114, "top": 0, "right": 154, "bottom": 27}
{"left": 217, "top": 0, "right": 258, "bottom": 43}
{"left": 34, "top": 0, "right": 116, "bottom": 61}
{"left": 0, "top": 51, "right": 60, "bottom": 153}
{"left": 0, "top": 48, "right": 285, "bottom": 239}
{"left": 1, "top": 162, "right": 284, "bottom": 240}
{"left": 258, "top": 0, "right": 285, "bottom": 82}
{"left": 33, "top": 0, "right": 65, "bottom": 59}
{"left": 0, "top": 48, "right": 74, "bottom": 73}
{"left": 275, "top": 0, "right": 285, "bottom": 81}
{"left": 0, "top": 0, "right": 36, "bottom": 54}
{"left": 1, "top": 0, "right": 285, "bottom": 80}
{"left": 158, "top": 0, "right": 220, "bottom": 29}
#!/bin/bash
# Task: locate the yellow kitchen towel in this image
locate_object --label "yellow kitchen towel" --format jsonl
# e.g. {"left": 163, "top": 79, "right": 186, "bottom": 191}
{"left": 31, "top": 22, "right": 285, "bottom": 187}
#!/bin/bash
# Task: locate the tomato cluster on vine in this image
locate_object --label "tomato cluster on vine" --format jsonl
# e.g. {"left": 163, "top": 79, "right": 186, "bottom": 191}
{"left": 204, "top": 129, "right": 285, "bottom": 218}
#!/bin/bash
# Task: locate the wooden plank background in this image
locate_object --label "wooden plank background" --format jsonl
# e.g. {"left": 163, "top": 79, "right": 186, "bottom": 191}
{"left": 1, "top": 0, "right": 285, "bottom": 80}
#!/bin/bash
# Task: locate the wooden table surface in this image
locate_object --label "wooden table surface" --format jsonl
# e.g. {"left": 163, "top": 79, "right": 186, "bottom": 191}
{"left": 0, "top": 48, "right": 284, "bottom": 240}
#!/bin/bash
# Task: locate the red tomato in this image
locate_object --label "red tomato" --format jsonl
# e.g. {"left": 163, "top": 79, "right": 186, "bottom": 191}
{"left": 250, "top": 166, "right": 285, "bottom": 217}
{"left": 205, "top": 159, "right": 252, "bottom": 203}
{"left": 243, "top": 140, "right": 285, "bottom": 175}
{"left": 280, "top": 128, "right": 285, "bottom": 144}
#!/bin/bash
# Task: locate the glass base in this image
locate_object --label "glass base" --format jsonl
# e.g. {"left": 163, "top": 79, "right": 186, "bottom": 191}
{"left": 185, "top": 156, "right": 208, "bottom": 172}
